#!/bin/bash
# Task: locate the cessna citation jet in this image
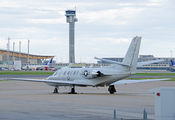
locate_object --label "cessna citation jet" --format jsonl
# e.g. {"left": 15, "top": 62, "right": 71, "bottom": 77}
{"left": 7, "top": 37, "right": 167, "bottom": 94}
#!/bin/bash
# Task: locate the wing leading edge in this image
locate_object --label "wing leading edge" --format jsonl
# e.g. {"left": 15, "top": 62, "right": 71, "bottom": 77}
{"left": 6, "top": 77, "right": 170, "bottom": 87}
{"left": 5, "top": 78, "right": 94, "bottom": 86}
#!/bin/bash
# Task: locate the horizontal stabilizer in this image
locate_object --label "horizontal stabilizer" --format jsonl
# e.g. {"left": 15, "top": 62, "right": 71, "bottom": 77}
{"left": 95, "top": 57, "right": 164, "bottom": 67}
{"left": 110, "top": 78, "right": 170, "bottom": 85}
{"left": 137, "top": 59, "right": 164, "bottom": 66}
{"left": 94, "top": 57, "right": 130, "bottom": 66}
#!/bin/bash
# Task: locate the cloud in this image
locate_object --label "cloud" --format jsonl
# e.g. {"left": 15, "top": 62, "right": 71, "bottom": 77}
{"left": 25, "top": 18, "right": 65, "bottom": 24}
{"left": 0, "top": 0, "right": 175, "bottom": 63}
{"left": 78, "top": 8, "right": 144, "bottom": 25}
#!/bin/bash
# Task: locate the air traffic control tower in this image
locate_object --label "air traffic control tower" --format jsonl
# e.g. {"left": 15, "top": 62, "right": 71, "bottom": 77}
{"left": 65, "top": 10, "right": 78, "bottom": 63}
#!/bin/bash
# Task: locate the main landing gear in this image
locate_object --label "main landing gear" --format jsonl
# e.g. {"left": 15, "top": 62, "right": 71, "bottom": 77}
{"left": 53, "top": 85, "right": 77, "bottom": 94}
{"left": 108, "top": 85, "right": 116, "bottom": 94}
{"left": 68, "top": 85, "right": 77, "bottom": 94}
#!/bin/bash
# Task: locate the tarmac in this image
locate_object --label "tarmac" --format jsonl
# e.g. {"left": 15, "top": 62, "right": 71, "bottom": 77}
{"left": 0, "top": 78, "right": 175, "bottom": 120}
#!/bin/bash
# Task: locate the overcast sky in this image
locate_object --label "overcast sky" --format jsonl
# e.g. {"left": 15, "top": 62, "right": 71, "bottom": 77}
{"left": 0, "top": 0, "right": 175, "bottom": 63}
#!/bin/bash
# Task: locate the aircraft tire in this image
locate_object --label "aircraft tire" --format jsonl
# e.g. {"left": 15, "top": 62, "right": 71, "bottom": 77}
{"left": 53, "top": 88, "right": 58, "bottom": 93}
{"left": 108, "top": 85, "right": 116, "bottom": 94}
{"left": 68, "top": 86, "right": 77, "bottom": 94}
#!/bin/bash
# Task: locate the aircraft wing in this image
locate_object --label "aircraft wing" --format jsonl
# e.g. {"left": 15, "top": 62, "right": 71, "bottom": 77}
{"left": 110, "top": 78, "right": 170, "bottom": 85}
{"left": 5, "top": 78, "right": 94, "bottom": 86}
{"left": 137, "top": 59, "right": 164, "bottom": 66}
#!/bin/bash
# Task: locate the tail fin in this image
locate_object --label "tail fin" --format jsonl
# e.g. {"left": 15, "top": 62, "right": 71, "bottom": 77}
{"left": 171, "top": 60, "right": 175, "bottom": 66}
{"left": 122, "top": 36, "right": 141, "bottom": 72}
{"left": 45, "top": 58, "right": 53, "bottom": 66}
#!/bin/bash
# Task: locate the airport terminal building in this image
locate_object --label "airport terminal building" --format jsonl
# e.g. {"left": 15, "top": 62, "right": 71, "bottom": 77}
{"left": 0, "top": 49, "right": 54, "bottom": 68}
{"left": 97, "top": 55, "right": 175, "bottom": 71}
{"left": 50, "top": 55, "right": 174, "bottom": 71}
{"left": 0, "top": 48, "right": 174, "bottom": 71}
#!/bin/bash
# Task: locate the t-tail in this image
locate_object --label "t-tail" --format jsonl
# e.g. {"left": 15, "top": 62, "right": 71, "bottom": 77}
{"left": 45, "top": 58, "right": 53, "bottom": 66}
{"left": 171, "top": 60, "right": 175, "bottom": 67}
{"left": 94, "top": 36, "right": 141, "bottom": 72}
{"left": 122, "top": 36, "right": 141, "bottom": 72}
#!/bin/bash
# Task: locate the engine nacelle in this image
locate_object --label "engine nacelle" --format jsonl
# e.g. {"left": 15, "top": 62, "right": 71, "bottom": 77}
{"left": 82, "top": 70, "right": 102, "bottom": 79}
{"left": 91, "top": 70, "right": 102, "bottom": 78}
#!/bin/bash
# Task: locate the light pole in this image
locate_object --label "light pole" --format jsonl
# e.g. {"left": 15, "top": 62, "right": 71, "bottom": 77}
{"left": 7, "top": 37, "right": 11, "bottom": 70}
{"left": 7, "top": 43, "right": 9, "bottom": 69}
{"left": 170, "top": 50, "right": 173, "bottom": 58}
{"left": 170, "top": 50, "right": 173, "bottom": 71}
{"left": 19, "top": 41, "right": 21, "bottom": 61}
{"left": 13, "top": 42, "right": 15, "bottom": 61}
{"left": 28, "top": 40, "right": 30, "bottom": 65}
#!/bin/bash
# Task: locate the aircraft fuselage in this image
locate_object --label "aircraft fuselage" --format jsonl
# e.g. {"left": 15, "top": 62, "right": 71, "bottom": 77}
{"left": 45, "top": 67, "right": 133, "bottom": 87}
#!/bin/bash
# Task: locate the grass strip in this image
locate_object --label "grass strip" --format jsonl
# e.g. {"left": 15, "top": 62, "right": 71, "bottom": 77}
{"left": 135, "top": 73, "right": 175, "bottom": 76}
{"left": 0, "top": 71, "right": 55, "bottom": 75}
{"left": 125, "top": 77, "right": 165, "bottom": 80}
{"left": 125, "top": 77, "right": 175, "bottom": 81}
{"left": 2, "top": 78, "right": 175, "bottom": 81}
{"left": 1, "top": 71, "right": 175, "bottom": 76}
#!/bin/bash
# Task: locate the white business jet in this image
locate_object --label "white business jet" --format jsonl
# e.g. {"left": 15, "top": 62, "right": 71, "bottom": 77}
{"left": 7, "top": 37, "right": 167, "bottom": 94}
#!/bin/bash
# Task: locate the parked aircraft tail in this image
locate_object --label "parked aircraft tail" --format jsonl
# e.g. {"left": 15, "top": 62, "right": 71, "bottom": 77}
{"left": 94, "top": 37, "right": 141, "bottom": 71}
{"left": 45, "top": 58, "right": 53, "bottom": 66}
{"left": 122, "top": 36, "right": 141, "bottom": 72}
{"left": 171, "top": 60, "right": 175, "bottom": 67}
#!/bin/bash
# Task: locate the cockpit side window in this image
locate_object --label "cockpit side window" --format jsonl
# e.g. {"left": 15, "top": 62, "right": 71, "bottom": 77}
{"left": 53, "top": 71, "right": 58, "bottom": 76}
{"left": 67, "top": 71, "right": 70, "bottom": 75}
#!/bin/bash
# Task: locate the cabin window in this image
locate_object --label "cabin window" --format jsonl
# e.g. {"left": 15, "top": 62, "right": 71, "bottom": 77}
{"left": 70, "top": 71, "right": 73, "bottom": 75}
{"left": 64, "top": 71, "right": 67, "bottom": 75}
{"left": 76, "top": 71, "right": 79, "bottom": 75}
{"left": 73, "top": 71, "right": 76, "bottom": 75}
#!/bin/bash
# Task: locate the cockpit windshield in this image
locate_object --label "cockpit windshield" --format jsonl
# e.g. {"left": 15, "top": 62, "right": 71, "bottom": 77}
{"left": 53, "top": 70, "right": 59, "bottom": 76}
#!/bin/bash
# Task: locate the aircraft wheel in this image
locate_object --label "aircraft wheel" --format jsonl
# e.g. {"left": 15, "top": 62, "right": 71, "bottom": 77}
{"left": 108, "top": 85, "right": 116, "bottom": 94}
{"left": 53, "top": 87, "right": 58, "bottom": 93}
{"left": 68, "top": 85, "right": 77, "bottom": 94}
{"left": 71, "top": 88, "right": 75, "bottom": 93}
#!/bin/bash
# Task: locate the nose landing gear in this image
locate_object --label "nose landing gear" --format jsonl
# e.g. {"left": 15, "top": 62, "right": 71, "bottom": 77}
{"left": 53, "top": 87, "right": 59, "bottom": 93}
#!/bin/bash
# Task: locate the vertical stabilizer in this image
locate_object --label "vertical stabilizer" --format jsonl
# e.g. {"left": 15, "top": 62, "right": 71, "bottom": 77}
{"left": 45, "top": 58, "right": 53, "bottom": 66}
{"left": 122, "top": 37, "right": 141, "bottom": 72}
{"left": 171, "top": 60, "right": 175, "bottom": 67}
